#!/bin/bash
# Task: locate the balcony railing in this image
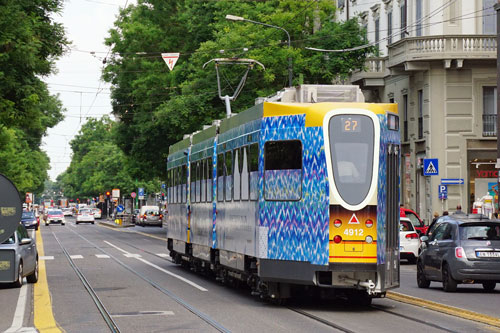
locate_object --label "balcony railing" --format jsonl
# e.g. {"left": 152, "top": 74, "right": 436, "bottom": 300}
{"left": 388, "top": 35, "right": 496, "bottom": 68}
{"left": 350, "top": 57, "right": 388, "bottom": 84}
{"left": 483, "top": 114, "right": 497, "bottom": 137}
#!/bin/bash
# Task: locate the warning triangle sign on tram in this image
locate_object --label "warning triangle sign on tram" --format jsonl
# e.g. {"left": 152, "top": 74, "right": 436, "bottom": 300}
{"left": 348, "top": 214, "right": 360, "bottom": 224}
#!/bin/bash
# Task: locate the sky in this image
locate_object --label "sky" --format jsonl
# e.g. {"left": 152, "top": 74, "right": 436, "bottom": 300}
{"left": 43, "top": 0, "right": 133, "bottom": 181}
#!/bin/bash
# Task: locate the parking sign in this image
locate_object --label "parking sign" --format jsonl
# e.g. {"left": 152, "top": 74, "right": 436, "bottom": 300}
{"left": 438, "top": 184, "right": 447, "bottom": 200}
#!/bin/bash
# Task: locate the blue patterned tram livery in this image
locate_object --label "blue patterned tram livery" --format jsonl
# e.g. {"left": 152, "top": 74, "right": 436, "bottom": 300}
{"left": 166, "top": 85, "right": 400, "bottom": 302}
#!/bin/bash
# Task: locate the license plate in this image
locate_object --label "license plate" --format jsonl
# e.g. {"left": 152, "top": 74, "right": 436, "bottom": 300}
{"left": 476, "top": 252, "right": 500, "bottom": 258}
{"left": 0, "top": 260, "right": 11, "bottom": 271}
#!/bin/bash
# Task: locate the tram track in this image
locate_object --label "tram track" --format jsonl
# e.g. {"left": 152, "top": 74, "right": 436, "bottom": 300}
{"left": 52, "top": 223, "right": 231, "bottom": 333}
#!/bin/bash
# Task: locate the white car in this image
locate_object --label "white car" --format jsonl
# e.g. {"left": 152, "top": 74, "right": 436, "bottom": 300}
{"left": 62, "top": 208, "right": 73, "bottom": 216}
{"left": 76, "top": 208, "right": 95, "bottom": 225}
{"left": 400, "top": 217, "right": 420, "bottom": 264}
{"left": 92, "top": 208, "right": 102, "bottom": 219}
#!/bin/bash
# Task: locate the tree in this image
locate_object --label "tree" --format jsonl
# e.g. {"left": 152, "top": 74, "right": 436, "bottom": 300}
{"left": 103, "top": 0, "right": 373, "bottom": 180}
{"left": 0, "top": 0, "right": 68, "bottom": 195}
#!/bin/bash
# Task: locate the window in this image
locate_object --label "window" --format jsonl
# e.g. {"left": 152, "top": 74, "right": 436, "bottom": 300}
{"left": 207, "top": 157, "right": 213, "bottom": 201}
{"left": 217, "top": 154, "right": 224, "bottom": 202}
{"left": 387, "top": 11, "right": 393, "bottom": 44}
{"left": 418, "top": 90, "right": 423, "bottom": 139}
{"left": 196, "top": 161, "right": 201, "bottom": 203}
{"left": 403, "top": 94, "right": 408, "bottom": 142}
{"left": 329, "top": 115, "right": 374, "bottom": 206}
{"left": 201, "top": 159, "right": 206, "bottom": 203}
{"left": 416, "top": 0, "right": 422, "bottom": 36}
{"left": 233, "top": 148, "right": 242, "bottom": 201}
{"left": 400, "top": 0, "right": 407, "bottom": 39}
{"left": 241, "top": 146, "right": 250, "bottom": 201}
{"left": 483, "top": 0, "right": 496, "bottom": 34}
{"left": 190, "top": 163, "right": 196, "bottom": 203}
{"left": 225, "top": 151, "right": 233, "bottom": 201}
{"left": 483, "top": 86, "right": 497, "bottom": 115}
{"left": 374, "top": 18, "right": 380, "bottom": 51}
{"left": 264, "top": 140, "right": 302, "bottom": 201}
{"left": 249, "top": 143, "right": 259, "bottom": 201}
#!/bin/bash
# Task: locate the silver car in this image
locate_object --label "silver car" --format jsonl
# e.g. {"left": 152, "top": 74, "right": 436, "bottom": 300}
{"left": 0, "top": 224, "right": 38, "bottom": 287}
{"left": 417, "top": 215, "right": 500, "bottom": 292}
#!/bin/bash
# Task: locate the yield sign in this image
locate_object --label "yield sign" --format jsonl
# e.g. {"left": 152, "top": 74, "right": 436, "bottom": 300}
{"left": 348, "top": 214, "right": 360, "bottom": 224}
{"left": 161, "top": 53, "right": 180, "bottom": 71}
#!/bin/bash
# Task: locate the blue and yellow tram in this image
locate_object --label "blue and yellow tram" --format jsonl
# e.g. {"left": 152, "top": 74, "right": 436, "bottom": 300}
{"left": 166, "top": 85, "right": 400, "bottom": 302}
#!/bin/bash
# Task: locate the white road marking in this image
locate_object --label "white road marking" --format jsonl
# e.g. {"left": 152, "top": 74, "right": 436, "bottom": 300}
{"left": 103, "top": 240, "right": 207, "bottom": 292}
{"left": 156, "top": 253, "right": 169, "bottom": 257}
{"left": 124, "top": 253, "right": 142, "bottom": 258}
{"left": 95, "top": 254, "right": 110, "bottom": 259}
{"left": 39, "top": 256, "right": 54, "bottom": 260}
{"left": 69, "top": 255, "right": 83, "bottom": 259}
{"left": 112, "top": 310, "right": 174, "bottom": 318}
{"left": 4, "top": 280, "right": 34, "bottom": 333}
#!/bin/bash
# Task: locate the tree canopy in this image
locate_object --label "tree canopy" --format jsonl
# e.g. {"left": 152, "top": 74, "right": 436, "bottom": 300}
{"left": 102, "top": 0, "right": 373, "bottom": 181}
{"left": 0, "top": 0, "right": 68, "bottom": 195}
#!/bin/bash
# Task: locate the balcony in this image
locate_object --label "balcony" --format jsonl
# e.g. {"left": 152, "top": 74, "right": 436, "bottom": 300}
{"left": 388, "top": 35, "right": 496, "bottom": 69}
{"left": 483, "top": 114, "right": 497, "bottom": 137}
{"left": 350, "top": 57, "right": 389, "bottom": 86}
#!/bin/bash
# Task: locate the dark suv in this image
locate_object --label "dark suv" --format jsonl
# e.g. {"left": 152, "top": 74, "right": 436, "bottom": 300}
{"left": 417, "top": 214, "right": 500, "bottom": 292}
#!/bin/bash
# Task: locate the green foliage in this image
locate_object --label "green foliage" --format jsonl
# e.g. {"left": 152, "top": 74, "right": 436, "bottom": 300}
{"left": 101, "top": 0, "right": 372, "bottom": 181}
{"left": 0, "top": 0, "right": 68, "bottom": 195}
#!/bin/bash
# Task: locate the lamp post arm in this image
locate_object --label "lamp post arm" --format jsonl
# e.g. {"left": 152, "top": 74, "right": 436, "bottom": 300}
{"left": 242, "top": 18, "right": 291, "bottom": 47}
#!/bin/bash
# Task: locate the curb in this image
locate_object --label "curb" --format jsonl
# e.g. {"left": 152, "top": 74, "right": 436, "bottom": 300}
{"left": 98, "top": 221, "right": 135, "bottom": 228}
{"left": 387, "top": 291, "right": 500, "bottom": 329}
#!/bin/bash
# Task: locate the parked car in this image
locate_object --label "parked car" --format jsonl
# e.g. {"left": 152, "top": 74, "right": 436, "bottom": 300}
{"left": 400, "top": 217, "right": 420, "bottom": 264}
{"left": 417, "top": 214, "right": 500, "bottom": 292}
{"left": 21, "top": 211, "right": 39, "bottom": 230}
{"left": 76, "top": 208, "right": 95, "bottom": 225}
{"left": 137, "top": 206, "right": 162, "bottom": 227}
{"left": 0, "top": 224, "right": 38, "bottom": 287}
{"left": 45, "top": 209, "right": 65, "bottom": 226}
{"left": 400, "top": 207, "right": 428, "bottom": 235}
{"left": 92, "top": 208, "right": 102, "bottom": 219}
{"left": 62, "top": 208, "right": 73, "bottom": 216}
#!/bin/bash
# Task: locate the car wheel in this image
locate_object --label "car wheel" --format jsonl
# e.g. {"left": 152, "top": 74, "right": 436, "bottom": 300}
{"left": 76, "top": 221, "right": 79, "bottom": 225}
{"left": 13, "top": 262, "right": 23, "bottom": 288}
{"left": 482, "top": 282, "right": 496, "bottom": 291}
{"left": 416, "top": 261, "right": 430, "bottom": 288}
{"left": 91, "top": 221, "right": 94, "bottom": 224}
{"left": 27, "top": 257, "right": 38, "bottom": 283}
{"left": 62, "top": 223, "right": 65, "bottom": 226}
{"left": 442, "top": 263, "right": 457, "bottom": 292}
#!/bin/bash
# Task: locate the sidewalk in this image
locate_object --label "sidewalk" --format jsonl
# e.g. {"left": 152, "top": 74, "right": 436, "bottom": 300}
{"left": 98, "top": 217, "right": 135, "bottom": 228}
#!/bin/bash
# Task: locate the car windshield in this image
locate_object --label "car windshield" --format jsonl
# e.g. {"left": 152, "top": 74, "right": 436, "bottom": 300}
{"left": 400, "top": 220, "right": 414, "bottom": 232}
{"left": 460, "top": 223, "right": 500, "bottom": 240}
{"left": 22, "top": 211, "right": 35, "bottom": 219}
{"left": 405, "top": 212, "right": 422, "bottom": 227}
{"left": 49, "top": 210, "right": 63, "bottom": 215}
{"left": 81, "top": 209, "right": 91, "bottom": 213}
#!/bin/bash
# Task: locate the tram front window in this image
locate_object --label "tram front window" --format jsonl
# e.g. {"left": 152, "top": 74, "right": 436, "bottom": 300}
{"left": 329, "top": 114, "right": 374, "bottom": 206}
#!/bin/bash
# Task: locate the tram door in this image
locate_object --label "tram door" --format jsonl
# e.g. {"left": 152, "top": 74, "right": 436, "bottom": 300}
{"left": 385, "top": 143, "right": 400, "bottom": 288}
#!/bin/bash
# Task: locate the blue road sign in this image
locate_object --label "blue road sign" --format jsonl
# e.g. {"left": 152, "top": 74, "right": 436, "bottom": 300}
{"left": 441, "top": 178, "right": 464, "bottom": 185}
{"left": 438, "top": 184, "right": 447, "bottom": 200}
{"left": 423, "top": 158, "right": 439, "bottom": 176}
{"left": 161, "top": 183, "right": 166, "bottom": 189}
{"left": 116, "top": 204, "right": 124, "bottom": 213}
{"left": 138, "top": 187, "right": 145, "bottom": 199}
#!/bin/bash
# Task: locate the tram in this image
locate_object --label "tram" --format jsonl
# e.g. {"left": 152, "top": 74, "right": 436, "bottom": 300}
{"left": 166, "top": 85, "right": 400, "bottom": 303}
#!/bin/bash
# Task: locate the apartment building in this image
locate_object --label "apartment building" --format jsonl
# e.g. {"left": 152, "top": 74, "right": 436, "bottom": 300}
{"left": 338, "top": 0, "right": 497, "bottom": 222}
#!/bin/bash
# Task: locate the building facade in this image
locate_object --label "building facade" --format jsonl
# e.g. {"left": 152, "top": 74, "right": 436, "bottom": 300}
{"left": 338, "top": 0, "right": 497, "bottom": 223}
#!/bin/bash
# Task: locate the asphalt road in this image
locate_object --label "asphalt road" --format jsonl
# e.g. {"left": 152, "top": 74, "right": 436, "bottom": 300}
{"left": 1, "top": 218, "right": 499, "bottom": 332}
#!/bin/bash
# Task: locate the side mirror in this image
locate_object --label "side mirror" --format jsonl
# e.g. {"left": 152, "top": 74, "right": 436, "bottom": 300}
{"left": 20, "top": 238, "right": 32, "bottom": 245}
{"left": 420, "top": 236, "right": 429, "bottom": 243}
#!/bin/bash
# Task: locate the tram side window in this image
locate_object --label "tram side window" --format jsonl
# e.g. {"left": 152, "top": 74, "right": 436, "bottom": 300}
{"left": 233, "top": 148, "right": 241, "bottom": 201}
{"left": 207, "top": 157, "right": 213, "bottom": 201}
{"left": 201, "top": 159, "right": 206, "bottom": 203}
{"left": 225, "top": 150, "right": 233, "bottom": 201}
{"left": 241, "top": 146, "right": 249, "bottom": 201}
{"left": 264, "top": 140, "right": 302, "bottom": 201}
{"left": 249, "top": 143, "right": 259, "bottom": 201}
{"left": 182, "top": 165, "right": 187, "bottom": 203}
{"left": 196, "top": 161, "right": 201, "bottom": 203}
{"left": 174, "top": 167, "right": 179, "bottom": 204}
{"left": 217, "top": 153, "right": 224, "bottom": 202}
{"left": 167, "top": 169, "right": 171, "bottom": 204}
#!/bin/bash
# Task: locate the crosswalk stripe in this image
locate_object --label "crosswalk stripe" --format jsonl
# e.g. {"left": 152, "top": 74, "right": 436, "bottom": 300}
{"left": 95, "top": 254, "right": 110, "bottom": 259}
{"left": 69, "top": 255, "right": 83, "bottom": 259}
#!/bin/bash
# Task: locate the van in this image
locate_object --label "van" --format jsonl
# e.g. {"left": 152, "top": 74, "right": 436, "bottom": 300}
{"left": 138, "top": 205, "right": 162, "bottom": 227}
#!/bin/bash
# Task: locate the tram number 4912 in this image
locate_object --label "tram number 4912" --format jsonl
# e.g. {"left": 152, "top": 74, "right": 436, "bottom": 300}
{"left": 343, "top": 228, "right": 364, "bottom": 236}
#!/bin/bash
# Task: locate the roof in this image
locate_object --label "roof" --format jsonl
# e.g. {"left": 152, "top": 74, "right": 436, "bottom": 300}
{"left": 440, "top": 214, "right": 500, "bottom": 224}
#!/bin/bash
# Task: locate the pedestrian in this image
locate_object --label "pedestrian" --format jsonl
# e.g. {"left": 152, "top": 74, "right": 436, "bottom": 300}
{"left": 453, "top": 204, "right": 464, "bottom": 215}
{"left": 443, "top": 210, "right": 449, "bottom": 216}
{"left": 431, "top": 211, "right": 439, "bottom": 224}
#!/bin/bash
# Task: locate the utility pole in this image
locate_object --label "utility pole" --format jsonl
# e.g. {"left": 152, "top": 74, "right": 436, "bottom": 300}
{"left": 496, "top": 0, "right": 500, "bottom": 214}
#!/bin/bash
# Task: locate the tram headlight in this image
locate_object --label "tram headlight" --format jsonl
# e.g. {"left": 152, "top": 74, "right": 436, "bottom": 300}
{"left": 334, "top": 219, "right": 342, "bottom": 228}
{"left": 365, "top": 219, "right": 373, "bottom": 228}
{"left": 333, "top": 235, "right": 342, "bottom": 243}
{"left": 365, "top": 235, "right": 373, "bottom": 244}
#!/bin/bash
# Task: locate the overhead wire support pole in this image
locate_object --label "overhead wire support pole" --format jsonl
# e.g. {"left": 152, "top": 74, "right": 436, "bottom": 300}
{"left": 226, "top": 15, "right": 292, "bottom": 87}
{"left": 495, "top": 0, "right": 500, "bottom": 214}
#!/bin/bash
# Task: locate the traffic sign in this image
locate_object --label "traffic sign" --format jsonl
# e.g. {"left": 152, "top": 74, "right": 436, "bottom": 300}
{"left": 138, "top": 188, "right": 145, "bottom": 200}
{"left": 161, "top": 183, "right": 166, "bottom": 189}
{"left": 161, "top": 53, "right": 180, "bottom": 71}
{"left": 112, "top": 188, "right": 120, "bottom": 199}
{"left": 0, "top": 174, "right": 22, "bottom": 244}
{"left": 441, "top": 178, "right": 464, "bottom": 185}
{"left": 116, "top": 205, "right": 124, "bottom": 213}
{"left": 423, "top": 158, "right": 439, "bottom": 176}
{"left": 131, "top": 192, "right": 136, "bottom": 199}
{"left": 438, "top": 185, "right": 447, "bottom": 200}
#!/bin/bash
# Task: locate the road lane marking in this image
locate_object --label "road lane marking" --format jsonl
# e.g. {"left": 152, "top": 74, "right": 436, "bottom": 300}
{"left": 95, "top": 254, "right": 110, "bottom": 259}
{"left": 4, "top": 281, "right": 30, "bottom": 332}
{"left": 69, "top": 255, "right": 83, "bottom": 259}
{"left": 124, "top": 253, "right": 142, "bottom": 258}
{"left": 104, "top": 241, "right": 207, "bottom": 292}
{"left": 98, "top": 223, "right": 167, "bottom": 242}
{"left": 157, "top": 253, "right": 169, "bottom": 258}
{"left": 387, "top": 291, "right": 500, "bottom": 329}
{"left": 111, "top": 310, "right": 174, "bottom": 318}
{"left": 40, "top": 256, "right": 54, "bottom": 260}
{"left": 34, "top": 229, "right": 62, "bottom": 332}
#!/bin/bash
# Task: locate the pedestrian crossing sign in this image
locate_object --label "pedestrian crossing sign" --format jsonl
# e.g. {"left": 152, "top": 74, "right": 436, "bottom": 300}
{"left": 423, "top": 158, "right": 439, "bottom": 176}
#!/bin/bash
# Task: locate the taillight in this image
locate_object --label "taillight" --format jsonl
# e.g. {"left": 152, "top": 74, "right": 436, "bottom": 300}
{"left": 455, "top": 247, "right": 465, "bottom": 258}
{"left": 160, "top": 214, "right": 163, "bottom": 219}
{"left": 405, "top": 233, "right": 419, "bottom": 239}
{"left": 333, "top": 235, "right": 342, "bottom": 243}
{"left": 334, "top": 219, "right": 342, "bottom": 228}
{"left": 365, "top": 219, "right": 373, "bottom": 228}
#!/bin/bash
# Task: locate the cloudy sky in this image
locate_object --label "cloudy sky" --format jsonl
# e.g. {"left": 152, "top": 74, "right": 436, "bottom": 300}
{"left": 43, "top": 0, "right": 133, "bottom": 180}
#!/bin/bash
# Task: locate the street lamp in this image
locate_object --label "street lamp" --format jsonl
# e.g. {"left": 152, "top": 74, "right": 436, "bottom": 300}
{"left": 226, "top": 14, "right": 293, "bottom": 87}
